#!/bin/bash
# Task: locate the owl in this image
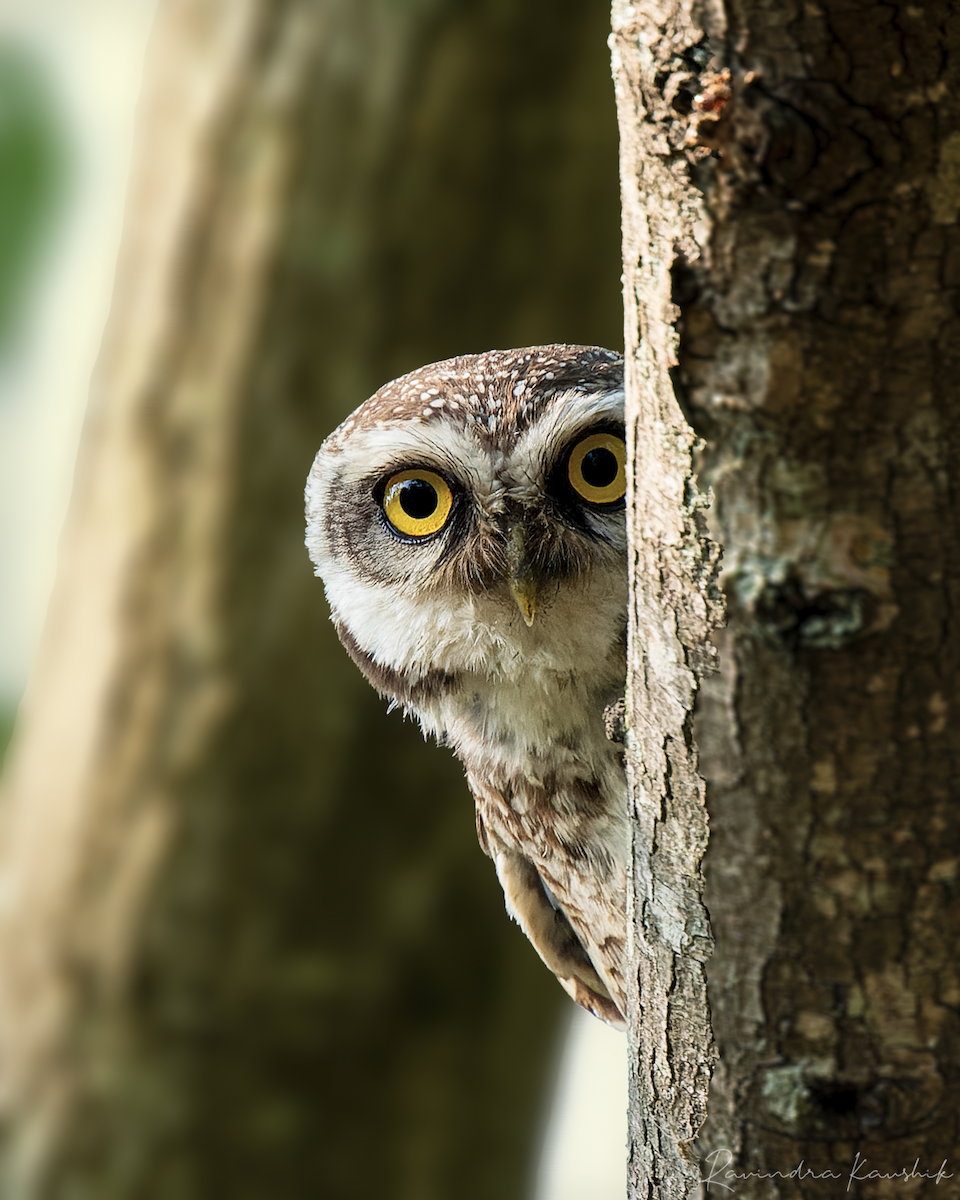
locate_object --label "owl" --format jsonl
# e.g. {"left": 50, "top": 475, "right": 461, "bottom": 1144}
{"left": 305, "top": 345, "right": 629, "bottom": 1029}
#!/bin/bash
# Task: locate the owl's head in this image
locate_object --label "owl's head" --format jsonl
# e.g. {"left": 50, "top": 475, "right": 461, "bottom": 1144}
{"left": 305, "top": 345, "right": 627, "bottom": 691}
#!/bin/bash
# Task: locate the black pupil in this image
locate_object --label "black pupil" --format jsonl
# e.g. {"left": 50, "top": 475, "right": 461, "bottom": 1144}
{"left": 581, "top": 446, "right": 618, "bottom": 489}
{"left": 399, "top": 478, "right": 439, "bottom": 519}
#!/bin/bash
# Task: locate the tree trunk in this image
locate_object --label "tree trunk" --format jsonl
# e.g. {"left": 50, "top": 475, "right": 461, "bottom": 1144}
{"left": 612, "top": 6, "right": 721, "bottom": 1196}
{"left": 615, "top": 0, "right": 960, "bottom": 1193}
{"left": 0, "top": 2, "right": 622, "bottom": 1197}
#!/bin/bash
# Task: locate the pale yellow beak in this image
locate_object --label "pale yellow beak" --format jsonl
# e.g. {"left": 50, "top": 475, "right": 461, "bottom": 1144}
{"left": 509, "top": 577, "right": 538, "bottom": 627}
{"left": 506, "top": 523, "right": 538, "bottom": 626}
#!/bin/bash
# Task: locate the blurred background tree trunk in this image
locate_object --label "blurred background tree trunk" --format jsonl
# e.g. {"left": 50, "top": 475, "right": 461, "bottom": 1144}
{"left": 615, "top": 0, "right": 960, "bottom": 1193}
{"left": 0, "top": 1, "right": 622, "bottom": 1197}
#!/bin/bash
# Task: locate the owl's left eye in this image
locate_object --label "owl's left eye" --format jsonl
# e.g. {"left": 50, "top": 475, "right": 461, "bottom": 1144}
{"left": 566, "top": 432, "right": 627, "bottom": 506}
{"left": 381, "top": 469, "right": 454, "bottom": 539}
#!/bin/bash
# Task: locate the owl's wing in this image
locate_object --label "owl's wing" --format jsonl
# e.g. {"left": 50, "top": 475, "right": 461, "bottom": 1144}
{"left": 484, "top": 837, "right": 626, "bottom": 1031}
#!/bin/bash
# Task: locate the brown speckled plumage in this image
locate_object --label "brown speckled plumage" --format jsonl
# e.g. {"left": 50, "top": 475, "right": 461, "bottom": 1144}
{"left": 325, "top": 345, "right": 623, "bottom": 448}
{"left": 306, "top": 345, "right": 629, "bottom": 1027}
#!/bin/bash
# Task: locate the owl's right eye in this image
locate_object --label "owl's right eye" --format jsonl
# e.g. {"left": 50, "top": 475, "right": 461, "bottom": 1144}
{"left": 381, "top": 469, "right": 454, "bottom": 539}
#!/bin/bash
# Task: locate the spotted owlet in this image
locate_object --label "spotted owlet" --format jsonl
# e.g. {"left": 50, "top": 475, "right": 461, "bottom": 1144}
{"left": 305, "top": 345, "right": 628, "bottom": 1028}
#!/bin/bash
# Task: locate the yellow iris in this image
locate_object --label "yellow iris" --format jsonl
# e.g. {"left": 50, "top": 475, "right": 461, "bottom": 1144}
{"left": 382, "top": 469, "right": 454, "bottom": 538}
{"left": 567, "top": 433, "right": 626, "bottom": 505}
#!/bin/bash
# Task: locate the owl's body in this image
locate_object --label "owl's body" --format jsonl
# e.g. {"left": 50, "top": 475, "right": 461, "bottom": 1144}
{"left": 306, "top": 346, "right": 628, "bottom": 1028}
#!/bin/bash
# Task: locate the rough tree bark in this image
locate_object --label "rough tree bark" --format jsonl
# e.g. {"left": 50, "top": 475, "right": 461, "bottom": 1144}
{"left": 0, "top": 2, "right": 621, "bottom": 1197}
{"left": 613, "top": 5, "right": 722, "bottom": 1196}
{"left": 615, "top": 0, "right": 960, "bottom": 1194}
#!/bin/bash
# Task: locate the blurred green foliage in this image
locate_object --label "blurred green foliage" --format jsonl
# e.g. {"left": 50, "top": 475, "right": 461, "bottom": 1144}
{"left": 0, "top": 704, "right": 14, "bottom": 772}
{"left": 0, "top": 40, "right": 69, "bottom": 356}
